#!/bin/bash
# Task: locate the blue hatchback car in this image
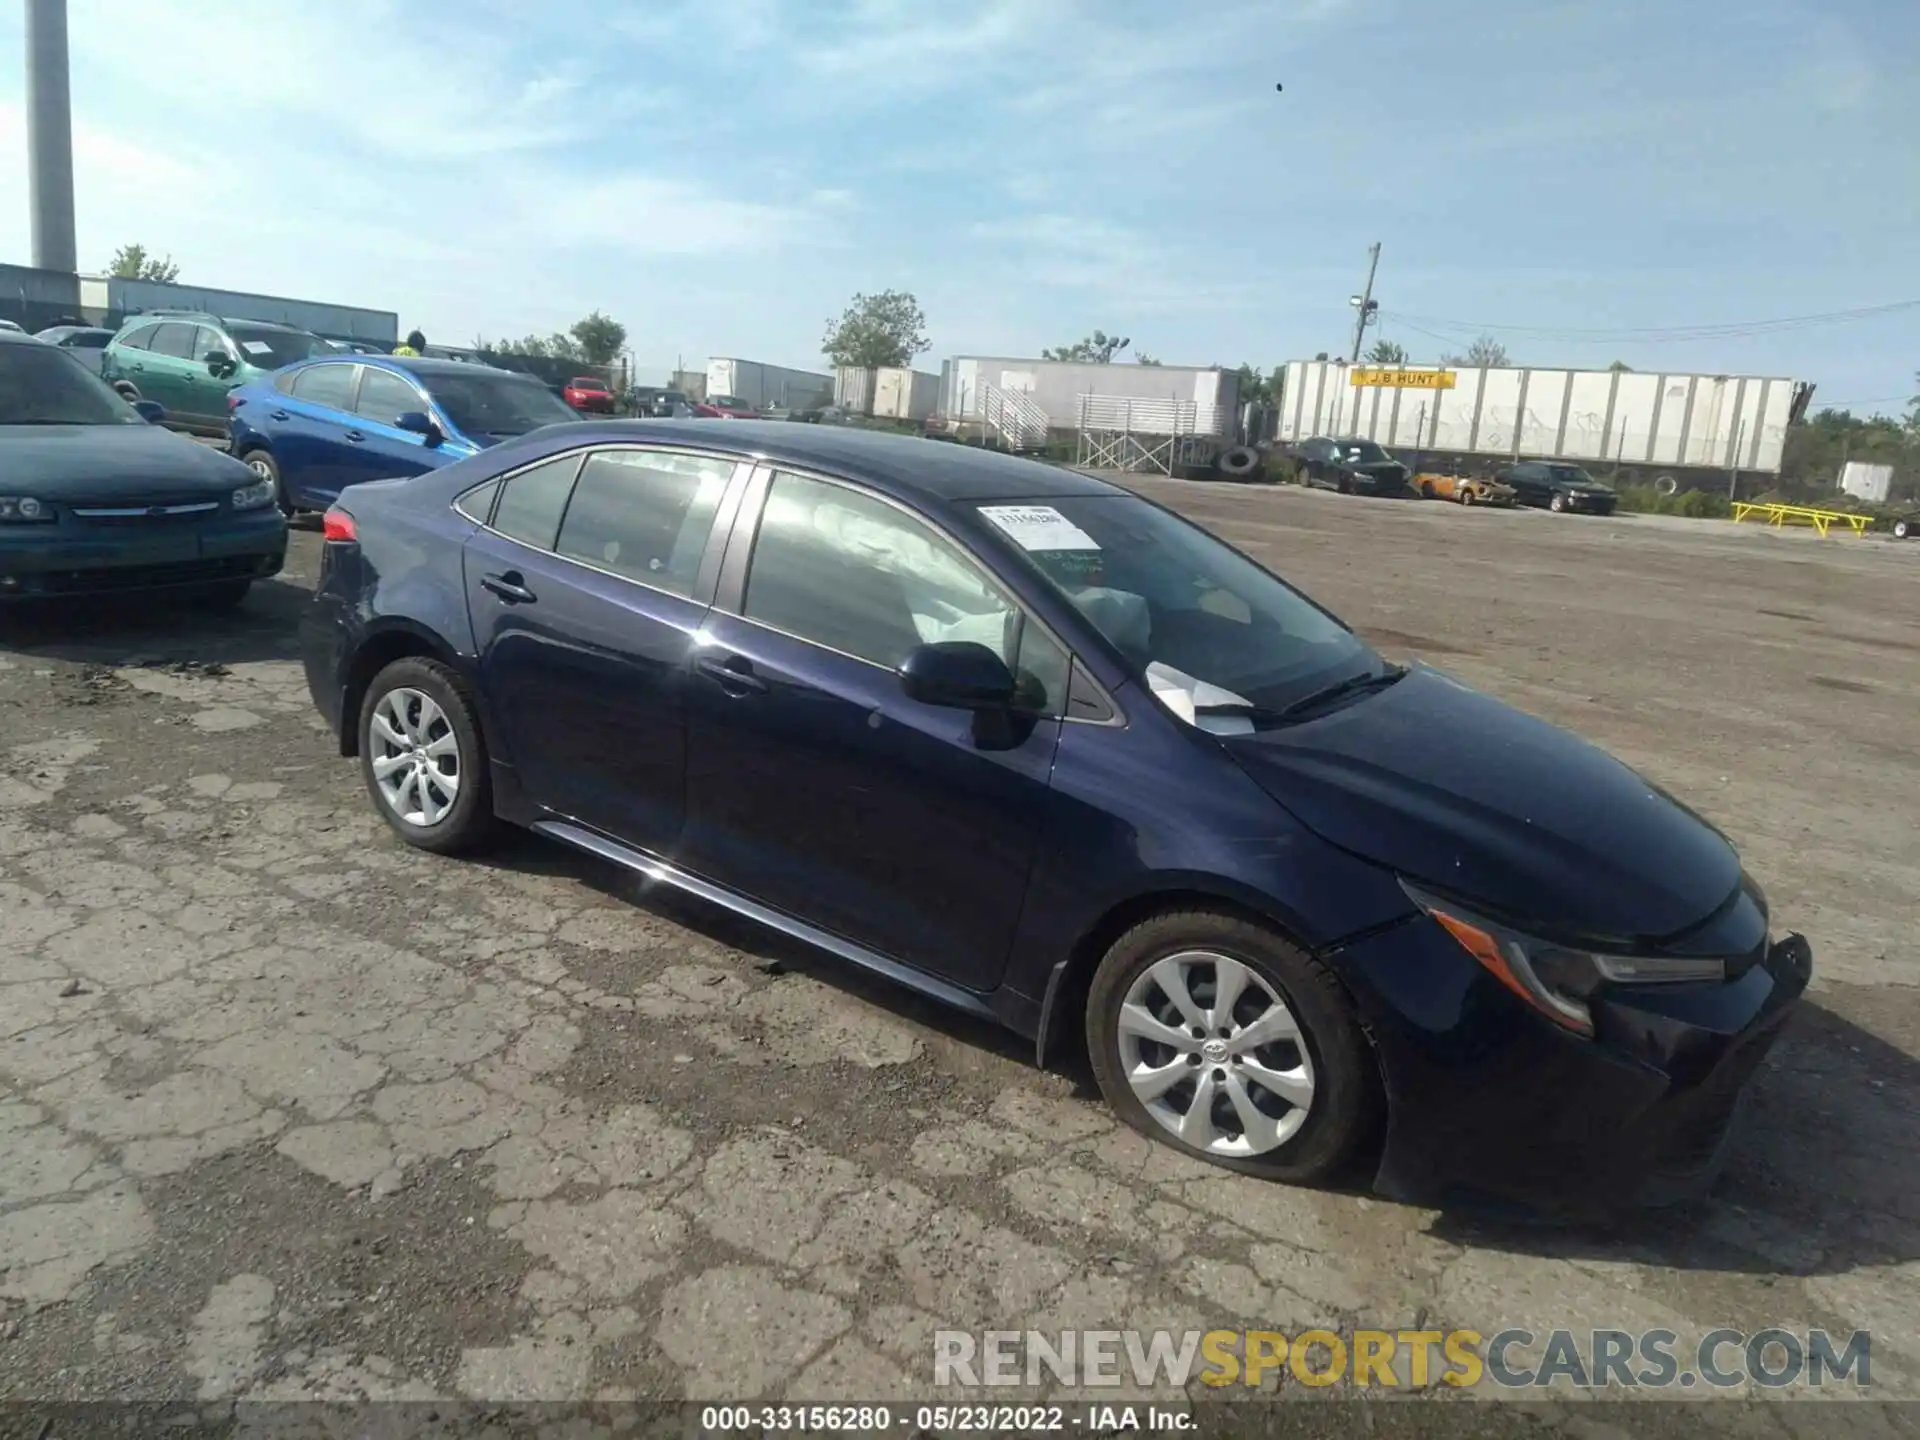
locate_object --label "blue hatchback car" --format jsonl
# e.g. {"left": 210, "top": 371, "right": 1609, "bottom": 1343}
{"left": 227, "top": 356, "right": 578, "bottom": 514}
{"left": 299, "top": 421, "right": 1811, "bottom": 1215}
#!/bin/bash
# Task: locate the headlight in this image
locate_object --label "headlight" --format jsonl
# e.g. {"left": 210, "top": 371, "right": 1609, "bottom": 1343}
{"left": 0, "top": 496, "right": 54, "bottom": 524}
{"left": 1401, "top": 880, "right": 1726, "bottom": 1037}
{"left": 231, "top": 479, "right": 276, "bottom": 512}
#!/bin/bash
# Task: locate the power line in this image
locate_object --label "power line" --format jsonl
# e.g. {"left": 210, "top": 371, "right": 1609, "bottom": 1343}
{"left": 1380, "top": 298, "right": 1920, "bottom": 344}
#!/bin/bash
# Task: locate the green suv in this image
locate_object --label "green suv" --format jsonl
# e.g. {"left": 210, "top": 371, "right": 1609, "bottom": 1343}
{"left": 100, "top": 313, "right": 328, "bottom": 437}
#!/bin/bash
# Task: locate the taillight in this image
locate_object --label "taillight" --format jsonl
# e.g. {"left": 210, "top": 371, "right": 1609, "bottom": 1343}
{"left": 322, "top": 507, "right": 358, "bottom": 543}
{"left": 227, "top": 394, "right": 242, "bottom": 412}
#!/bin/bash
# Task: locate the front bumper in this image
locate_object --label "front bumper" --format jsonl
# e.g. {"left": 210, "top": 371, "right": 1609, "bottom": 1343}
{"left": 0, "top": 511, "right": 287, "bottom": 600}
{"left": 1335, "top": 917, "right": 1812, "bottom": 1217}
{"left": 1561, "top": 491, "right": 1617, "bottom": 513}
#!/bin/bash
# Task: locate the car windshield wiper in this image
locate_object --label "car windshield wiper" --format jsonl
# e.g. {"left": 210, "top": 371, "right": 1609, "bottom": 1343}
{"left": 1274, "top": 663, "right": 1408, "bottom": 719}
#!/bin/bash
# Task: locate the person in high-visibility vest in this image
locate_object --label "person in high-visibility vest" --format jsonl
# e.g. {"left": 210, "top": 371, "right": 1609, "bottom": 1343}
{"left": 392, "top": 329, "right": 426, "bottom": 357}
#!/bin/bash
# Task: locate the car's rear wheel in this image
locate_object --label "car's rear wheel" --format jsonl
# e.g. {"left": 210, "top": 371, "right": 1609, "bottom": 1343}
{"left": 1894, "top": 518, "right": 1913, "bottom": 540}
{"left": 358, "top": 657, "right": 499, "bottom": 856}
{"left": 1420, "top": 481, "right": 1436, "bottom": 499}
{"left": 1085, "top": 909, "right": 1381, "bottom": 1183}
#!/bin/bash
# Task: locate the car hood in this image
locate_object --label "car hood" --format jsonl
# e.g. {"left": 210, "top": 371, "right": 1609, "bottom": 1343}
{"left": 1221, "top": 665, "right": 1740, "bottom": 942}
{"left": 1, "top": 423, "right": 253, "bottom": 498}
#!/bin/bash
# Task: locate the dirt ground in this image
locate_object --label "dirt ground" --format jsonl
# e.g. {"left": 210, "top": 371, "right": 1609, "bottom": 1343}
{"left": 0, "top": 478, "right": 1914, "bottom": 1435}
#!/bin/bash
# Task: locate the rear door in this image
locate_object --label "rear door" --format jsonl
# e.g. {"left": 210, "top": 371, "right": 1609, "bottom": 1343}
{"left": 102, "top": 322, "right": 158, "bottom": 391}
{"left": 679, "top": 468, "right": 1069, "bottom": 990}
{"left": 341, "top": 366, "right": 443, "bottom": 489}
{"left": 462, "top": 446, "right": 746, "bottom": 853}
{"left": 273, "top": 362, "right": 363, "bottom": 508}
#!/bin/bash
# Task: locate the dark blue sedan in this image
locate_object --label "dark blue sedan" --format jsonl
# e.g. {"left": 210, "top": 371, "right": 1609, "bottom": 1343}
{"left": 227, "top": 355, "right": 579, "bottom": 515}
{"left": 299, "top": 421, "right": 1810, "bottom": 1213}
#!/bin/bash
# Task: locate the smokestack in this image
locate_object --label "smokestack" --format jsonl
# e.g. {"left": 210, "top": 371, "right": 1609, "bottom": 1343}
{"left": 26, "top": 0, "right": 77, "bottom": 274}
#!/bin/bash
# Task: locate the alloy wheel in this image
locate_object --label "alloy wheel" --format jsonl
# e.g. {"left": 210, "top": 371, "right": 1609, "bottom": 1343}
{"left": 368, "top": 686, "right": 462, "bottom": 827}
{"left": 1115, "top": 950, "right": 1315, "bottom": 1157}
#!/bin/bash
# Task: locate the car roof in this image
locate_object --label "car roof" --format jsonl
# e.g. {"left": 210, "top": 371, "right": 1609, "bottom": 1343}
{"left": 526, "top": 419, "right": 1126, "bottom": 503}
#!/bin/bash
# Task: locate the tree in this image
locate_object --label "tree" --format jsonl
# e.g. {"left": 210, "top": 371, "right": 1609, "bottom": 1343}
{"left": 1363, "top": 340, "right": 1407, "bottom": 365}
{"left": 1608, "top": 359, "right": 1633, "bottom": 372}
{"left": 1043, "top": 330, "right": 1130, "bottom": 363}
{"left": 1440, "top": 335, "right": 1511, "bottom": 368}
{"left": 107, "top": 244, "right": 180, "bottom": 283}
{"left": 821, "top": 290, "right": 929, "bottom": 369}
{"left": 1234, "top": 363, "right": 1285, "bottom": 407}
{"left": 1133, "top": 350, "right": 1161, "bottom": 366}
{"left": 570, "top": 311, "right": 627, "bottom": 366}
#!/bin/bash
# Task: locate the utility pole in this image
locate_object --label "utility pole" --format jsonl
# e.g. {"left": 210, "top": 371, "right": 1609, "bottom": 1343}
{"left": 1347, "top": 242, "right": 1381, "bottom": 364}
{"left": 25, "top": 0, "right": 77, "bottom": 274}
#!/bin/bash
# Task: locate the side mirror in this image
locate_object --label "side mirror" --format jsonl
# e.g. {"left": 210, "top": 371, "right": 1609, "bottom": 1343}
{"left": 207, "top": 352, "right": 235, "bottom": 377}
{"left": 898, "top": 641, "right": 1017, "bottom": 711}
{"left": 133, "top": 399, "right": 165, "bottom": 424}
{"left": 395, "top": 410, "right": 442, "bottom": 445}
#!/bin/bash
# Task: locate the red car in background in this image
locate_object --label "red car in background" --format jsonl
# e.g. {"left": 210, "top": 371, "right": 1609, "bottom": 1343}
{"left": 562, "top": 376, "right": 615, "bottom": 413}
{"left": 694, "top": 393, "right": 757, "bottom": 418}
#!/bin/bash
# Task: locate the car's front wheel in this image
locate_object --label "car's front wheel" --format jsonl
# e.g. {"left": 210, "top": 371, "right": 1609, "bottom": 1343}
{"left": 1549, "top": 492, "right": 1568, "bottom": 513}
{"left": 358, "top": 657, "right": 499, "bottom": 855}
{"left": 1085, "top": 910, "right": 1381, "bottom": 1183}
{"left": 1894, "top": 518, "right": 1913, "bottom": 540}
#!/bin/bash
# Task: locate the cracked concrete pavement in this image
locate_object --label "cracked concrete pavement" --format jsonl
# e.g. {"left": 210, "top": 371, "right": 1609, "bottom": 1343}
{"left": 0, "top": 485, "right": 1915, "bottom": 1432}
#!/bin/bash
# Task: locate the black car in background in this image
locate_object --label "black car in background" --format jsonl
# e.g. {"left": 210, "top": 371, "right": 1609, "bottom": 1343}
{"left": 1295, "top": 436, "right": 1412, "bottom": 496}
{"left": 1498, "top": 460, "right": 1619, "bottom": 515}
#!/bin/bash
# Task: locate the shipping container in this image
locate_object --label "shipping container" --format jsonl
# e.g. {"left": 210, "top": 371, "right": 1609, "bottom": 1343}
{"left": 872, "top": 367, "right": 939, "bottom": 421}
{"left": 1838, "top": 461, "right": 1893, "bottom": 505}
{"left": 706, "top": 357, "right": 834, "bottom": 410}
{"left": 1279, "top": 361, "right": 1812, "bottom": 477}
{"left": 86, "top": 275, "right": 398, "bottom": 347}
{"left": 937, "top": 357, "right": 1240, "bottom": 437}
{"left": 835, "top": 366, "right": 874, "bottom": 413}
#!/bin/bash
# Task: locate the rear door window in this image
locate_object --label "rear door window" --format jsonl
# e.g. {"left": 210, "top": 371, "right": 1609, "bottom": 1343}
{"left": 490, "top": 454, "right": 585, "bottom": 551}
{"left": 553, "top": 450, "right": 734, "bottom": 596}
{"left": 114, "top": 325, "right": 158, "bottom": 351}
{"left": 290, "top": 363, "right": 359, "bottom": 413}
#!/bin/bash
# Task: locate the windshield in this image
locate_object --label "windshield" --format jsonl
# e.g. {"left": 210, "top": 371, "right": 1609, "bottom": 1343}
{"left": 425, "top": 371, "right": 577, "bottom": 438}
{"left": 0, "top": 342, "right": 145, "bottom": 426}
{"left": 978, "top": 495, "right": 1381, "bottom": 715}
{"left": 710, "top": 395, "right": 749, "bottom": 409}
{"left": 1545, "top": 463, "right": 1605, "bottom": 487}
{"left": 227, "top": 324, "right": 326, "bottom": 370}
{"left": 569, "top": 376, "right": 604, "bottom": 389}
{"left": 1339, "top": 440, "right": 1389, "bottom": 463}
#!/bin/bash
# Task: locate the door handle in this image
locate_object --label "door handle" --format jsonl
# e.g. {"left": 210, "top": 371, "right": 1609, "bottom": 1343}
{"left": 269, "top": 409, "right": 290, "bottom": 421}
{"left": 480, "top": 571, "right": 536, "bottom": 604}
{"left": 696, "top": 654, "right": 769, "bottom": 695}
{"left": 344, "top": 430, "right": 366, "bottom": 443}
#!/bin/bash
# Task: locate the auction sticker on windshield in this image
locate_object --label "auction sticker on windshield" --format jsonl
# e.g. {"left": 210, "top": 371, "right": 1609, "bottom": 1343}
{"left": 241, "top": 341, "right": 274, "bottom": 356}
{"left": 980, "top": 505, "right": 1100, "bottom": 551}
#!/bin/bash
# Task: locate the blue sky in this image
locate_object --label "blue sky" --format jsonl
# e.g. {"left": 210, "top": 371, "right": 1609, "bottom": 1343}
{"left": 1, "top": 0, "right": 1915, "bottom": 412}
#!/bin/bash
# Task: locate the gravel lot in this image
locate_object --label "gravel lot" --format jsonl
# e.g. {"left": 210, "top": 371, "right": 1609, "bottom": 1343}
{"left": 0, "top": 479, "right": 1914, "bottom": 1430}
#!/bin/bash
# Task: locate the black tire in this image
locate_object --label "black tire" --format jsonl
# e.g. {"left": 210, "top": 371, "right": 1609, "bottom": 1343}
{"left": 1216, "top": 446, "right": 1261, "bottom": 480}
{"left": 1549, "top": 492, "right": 1568, "bottom": 513}
{"left": 191, "top": 579, "right": 252, "bottom": 609}
{"left": 1085, "top": 909, "right": 1382, "bottom": 1184}
{"left": 1894, "top": 519, "right": 1912, "bottom": 540}
{"left": 1336, "top": 475, "right": 1353, "bottom": 496}
{"left": 357, "top": 656, "right": 500, "bottom": 856}
{"left": 240, "top": 448, "right": 291, "bottom": 515}
{"left": 112, "top": 379, "right": 142, "bottom": 403}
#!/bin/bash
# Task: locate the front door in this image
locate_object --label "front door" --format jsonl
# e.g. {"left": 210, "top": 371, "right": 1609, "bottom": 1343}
{"left": 135, "top": 321, "right": 199, "bottom": 419}
{"left": 681, "top": 469, "right": 1068, "bottom": 991}
{"left": 339, "top": 366, "right": 443, "bottom": 491}
{"left": 180, "top": 324, "right": 238, "bottom": 429}
{"left": 463, "top": 447, "right": 742, "bottom": 852}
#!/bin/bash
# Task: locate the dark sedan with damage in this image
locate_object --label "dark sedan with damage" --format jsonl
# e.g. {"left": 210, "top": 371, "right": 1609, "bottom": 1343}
{"left": 299, "top": 421, "right": 1809, "bottom": 1216}
{"left": 0, "top": 330, "right": 286, "bottom": 605}
{"left": 1295, "top": 436, "right": 1413, "bottom": 496}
